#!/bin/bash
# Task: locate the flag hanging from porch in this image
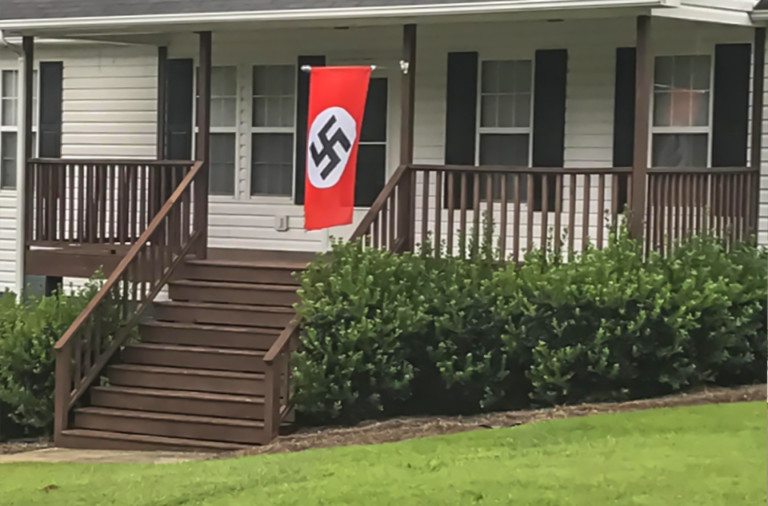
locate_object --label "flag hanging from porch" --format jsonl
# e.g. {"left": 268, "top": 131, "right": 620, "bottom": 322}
{"left": 304, "top": 66, "right": 371, "bottom": 230}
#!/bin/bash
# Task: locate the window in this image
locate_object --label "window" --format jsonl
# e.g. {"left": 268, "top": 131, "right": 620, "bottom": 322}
{"left": 478, "top": 60, "right": 532, "bottom": 200}
{"left": 210, "top": 66, "right": 237, "bottom": 196}
{"left": 251, "top": 65, "right": 295, "bottom": 196}
{"left": 652, "top": 55, "right": 711, "bottom": 167}
{"left": 356, "top": 77, "right": 388, "bottom": 207}
{"left": 0, "top": 70, "right": 37, "bottom": 190}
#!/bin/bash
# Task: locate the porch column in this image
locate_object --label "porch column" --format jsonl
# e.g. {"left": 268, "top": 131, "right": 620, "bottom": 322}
{"left": 398, "top": 24, "right": 417, "bottom": 252}
{"left": 629, "top": 15, "right": 652, "bottom": 240}
{"left": 16, "top": 36, "right": 34, "bottom": 296}
{"left": 750, "top": 27, "right": 765, "bottom": 239}
{"left": 156, "top": 46, "right": 168, "bottom": 159}
{"left": 195, "top": 32, "right": 211, "bottom": 259}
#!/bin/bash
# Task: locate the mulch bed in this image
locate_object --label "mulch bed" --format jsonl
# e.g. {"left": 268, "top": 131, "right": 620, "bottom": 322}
{"left": 0, "top": 438, "right": 51, "bottom": 455}
{"left": 231, "top": 383, "right": 765, "bottom": 458}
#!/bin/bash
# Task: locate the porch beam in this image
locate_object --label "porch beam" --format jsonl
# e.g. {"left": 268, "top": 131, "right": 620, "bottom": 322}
{"left": 629, "top": 15, "right": 651, "bottom": 241}
{"left": 156, "top": 46, "right": 168, "bottom": 159}
{"left": 750, "top": 27, "right": 765, "bottom": 239}
{"left": 195, "top": 32, "right": 211, "bottom": 259}
{"left": 16, "top": 36, "right": 34, "bottom": 296}
{"left": 398, "top": 24, "right": 417, "bottom": 252}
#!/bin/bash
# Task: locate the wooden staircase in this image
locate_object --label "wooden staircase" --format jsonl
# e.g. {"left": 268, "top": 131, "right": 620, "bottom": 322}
{"left": 57, "top": 250, "right": 311, "bottom": 452}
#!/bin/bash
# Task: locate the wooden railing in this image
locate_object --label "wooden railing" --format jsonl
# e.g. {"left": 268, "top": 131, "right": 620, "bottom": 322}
{"left": 266, "top": 163, "right": 758, "bottom": 437}
{"left": 26, "top": 159, "right": 196, "bottom": 248}
{"left": 646, "top": 167, "right": 759, "bottom": 254}
{"left": 53, "top": 160, "right": 206, "bottom": 442}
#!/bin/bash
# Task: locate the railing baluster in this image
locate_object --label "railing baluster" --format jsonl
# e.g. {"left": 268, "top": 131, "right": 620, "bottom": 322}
{"left": 596, "top": 174, "right": 605, "bottom": 249}
{"left": 58, "top": 162, "right": 66, "bottom": 242}
{"left": 582, "top": 174, "right": 590, "bottom": 252}
{"left": 421, "top": 170, "right": 430, "bottom": 249}
{"left": 499, "top": 175, "right": 507, "bottom": 260}
{"left": 472, "top": 173, "right": 480, "bottom": 256}
{"left": 673, "top": 174, "right": 681, "bottom": 246}
{"left": 568, "top": 174, "right": 576, "bottom": 258}
{"left": 540, "top": 174, "right": 549, "bottom": 251}
{"left": 554, "top": 174, "right": 562, "bottom": 253}
{"left": 459, "top": 172, "right": 467, "bottom": 259}
{"left": 434, "top": 171, "right": 442, "bottom": 258}
{"left": 447, "top": 172, "right": 455, "bottom": 257}
{"left": 526, "top": 175, "right": 534, "bottom": 254}
{"left": 388, "top": 191, "right": 396, "bottom": 249}
{"left": 513, "top": 174, "right": 521, "bottom": 263}
{"left": 47, "top": 163, "right": 56, "bottom": 241}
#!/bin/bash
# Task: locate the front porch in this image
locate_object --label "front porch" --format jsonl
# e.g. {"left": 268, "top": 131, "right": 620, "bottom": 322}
{"left": 6, "top": 7, "right": 766, "bottom": 449}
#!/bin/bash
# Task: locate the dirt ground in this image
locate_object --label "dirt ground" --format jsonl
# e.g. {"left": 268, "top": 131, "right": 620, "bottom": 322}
{"left": 0, "top": 439, "right": 51, "bottom": 456}
{"left": 231, "top": 383, "right": 766, "bottom": 458}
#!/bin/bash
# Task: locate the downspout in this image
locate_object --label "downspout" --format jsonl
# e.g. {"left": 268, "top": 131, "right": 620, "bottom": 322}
{"left": 1, "top": 30, "right": 27, "bottom": 298}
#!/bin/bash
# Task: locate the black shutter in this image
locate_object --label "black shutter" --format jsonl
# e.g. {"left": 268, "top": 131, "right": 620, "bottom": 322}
{"left": 712, "top": 44, "right": 750, "bottom": 167}
{"left": 612, "top": 47, "right": 635, "bottom": 211}
{"left": 39, "top": 62, "right": 63, "bottom": 158}
{"left": 164, "top": 58, "right": 194, "bottom": 160}
{"left": 532, "top": 49, "right": 567, "bottom": 211}
{"left": 355, "top": 77, "right": 388, "bottom": 207}
{"left": 294, "top": 55, "right": 325, "bottom": 205}
{"left": 445, "top": 52, "right": 478, "bottom": 207}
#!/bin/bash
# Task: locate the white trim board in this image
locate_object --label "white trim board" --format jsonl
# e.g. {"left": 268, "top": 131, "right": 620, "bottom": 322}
{"left": 0, "top": 0, "right": 674, "bottom": 32}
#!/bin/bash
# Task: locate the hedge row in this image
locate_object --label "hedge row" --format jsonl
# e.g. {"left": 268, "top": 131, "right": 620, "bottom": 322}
{"left": 293, "top": 228, "right": 767, "bottom": 424}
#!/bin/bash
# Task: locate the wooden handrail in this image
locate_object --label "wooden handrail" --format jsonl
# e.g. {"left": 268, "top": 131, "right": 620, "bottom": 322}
{"left": 647, "top": 166, "right": 756, "bottom": 174}
{"left": 264, "top": 321, "right": 298, "bottom": 365}
{"left": 351, "top": 164, "right": 409, "bottom": 240}
{"left": 29, "top": 158, "right": 195, "bottom": 166}
{"left": 409, "top": 164, "right": 633, "bottom": 174}
{"left": 55, "top": 160, "right": 203, "bottom": 351}
{"left": 54, "top": 160, "right": 206, "bottom": 442}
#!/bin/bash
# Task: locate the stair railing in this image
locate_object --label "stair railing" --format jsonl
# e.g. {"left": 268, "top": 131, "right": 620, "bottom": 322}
{"left": 53, "top": 160, "right": 206, "bottom": 444}
{"left": 262, "top": 164, "right": 412, "bottom": 439}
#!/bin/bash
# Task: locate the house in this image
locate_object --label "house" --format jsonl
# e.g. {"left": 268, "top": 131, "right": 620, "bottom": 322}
{"left": 0, "top": 0, "right": 766, "bottom": 450}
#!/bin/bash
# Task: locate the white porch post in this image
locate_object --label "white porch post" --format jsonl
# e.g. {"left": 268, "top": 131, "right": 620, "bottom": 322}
{"left": 15, "top": 36, "right": 33, "bottom": 297}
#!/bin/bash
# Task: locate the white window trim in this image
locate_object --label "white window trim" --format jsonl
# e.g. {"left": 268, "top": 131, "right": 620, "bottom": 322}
{"left": 0, "top": 67, "right": 39, "bottom": 193}
{"left": 649, "top": 52, "right": 715, "bottom": 168}
{"left": 195, "top": 65, "right": 240, "bottom": 200}
{"left": 247, "top": 63, "right": 297, "bottom": 202}
{"left": 475, "top": 57, "right": 535, "bottom": 168}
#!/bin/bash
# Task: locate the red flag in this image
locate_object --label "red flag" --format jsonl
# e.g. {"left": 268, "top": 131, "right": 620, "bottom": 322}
{"left": 304, "top": 66, "right": 371, "bottom": 230}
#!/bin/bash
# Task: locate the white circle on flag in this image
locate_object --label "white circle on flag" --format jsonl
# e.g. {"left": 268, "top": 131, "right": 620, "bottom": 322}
{"left": 307, "top": 106, "right": 357, "bottom": 189}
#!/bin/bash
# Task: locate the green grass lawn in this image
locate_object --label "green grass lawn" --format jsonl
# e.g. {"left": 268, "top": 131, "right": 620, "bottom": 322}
{"left": 1, "top": 402, "right": 764, "bottom": 505}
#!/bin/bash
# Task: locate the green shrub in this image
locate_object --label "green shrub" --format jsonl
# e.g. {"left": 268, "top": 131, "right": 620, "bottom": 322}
{"left": 0, "top": 280, "right": 100, "bottom": 435}
{"left": 293, "top": 227, "right": 767, "bottom": 425}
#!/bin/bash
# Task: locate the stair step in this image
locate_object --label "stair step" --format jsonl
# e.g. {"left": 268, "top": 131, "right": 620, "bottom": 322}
{"left": 140, "top": 321, "right": 279, "bottom": 350}
{"left": 73, "top": 407, "right": 268, "bottom": 445}
{"left": 180, "top": 260, "right": 303, "bottom": 286}
{"left": 91, "top": 386, "right": 265, "bottom": 419}
{"left": 169, "top": 280, "right": 299, "bottom": 306}
{"left": 121, "top": 343, "right": 266, "bottom": 373}
{"left": 154, "top": 301, "right": 293, "bottom": 328}
{"left": 106, "top": 365, "right": 266, "bottom": 396}
{"left": 59, "top": 429, "right": 249, "bottom": 452}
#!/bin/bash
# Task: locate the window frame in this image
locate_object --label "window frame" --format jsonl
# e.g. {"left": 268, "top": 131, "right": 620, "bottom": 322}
{"left": 474, "top": 56, "right": 535, "bottom": 203}
{"left": 0, "top": 67, "right": 39, "bottom": 192}
{"left": 649, "top": 52, "right": 715, "bottom": 169}
{"left": 248, "top": 63, "right": 297, "bottom": 200}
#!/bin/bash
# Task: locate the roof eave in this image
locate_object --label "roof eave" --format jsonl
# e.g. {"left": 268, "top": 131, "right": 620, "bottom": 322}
{"left": 0, "top": 0, "right": 674, "bottom": 34}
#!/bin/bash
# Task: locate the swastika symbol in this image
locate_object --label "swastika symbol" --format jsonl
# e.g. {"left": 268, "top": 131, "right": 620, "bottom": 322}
{"left": 306, "top": 106, "right": 357, "bottom": 189}
{"left": 310, "top": 115, "right": 352, "bottom": 180}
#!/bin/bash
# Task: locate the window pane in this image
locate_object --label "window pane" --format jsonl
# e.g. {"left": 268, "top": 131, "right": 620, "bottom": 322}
{"left": 653, "top": 91, "right": 671, "bottom": 127}
{"left": 211, "top": 97, "right": 236, "bottom": 128}
{"left": 2, "top": 70, "right": 17, "bottom": 99}
{"left": 1, "top": 98, "right": 16, "bottom": 127}
{"left": 652, "top": 133, "right": 708, "bottom": 167}
{"left": 672, "top": 56, "right": 692, "bottom": 88}
{"left": 692, "top": 91, "right": 710, "bottom": 127}
{"left": 212, "top": 66, "right": 237, "bottom": 96}
{"left": 479, "top": 133, "right": 529, "bottom": 200}
{"left": 691, "top": 55, "right": 711, "bottom": 90}
{"left": 252, "top": 65, "right": 295, "bottom": 128}
{"left": 480, "top": 95, "right": 497, "bottom": 128}
{"left": 1, "top": 132, "right": 17, "bottom": 189}
{"left": 497, "top": 94, "right": 514, "bottom": 128}
{"left": 251, "top": 133, "right": 293, "bottom": 196}
{"left": 498, "top": 61, "right": 515, "bottom": 93}
{"left": 481, "top": 61, "right": 498, "bottom": 93}
{"left": 670, "top": 90, "right": 692, "bottom": 127}
{"left": 514, "top": 61, "right": 532, "bottom": 93}
{"left": 210, "top": 133, "right": 235, "bottom": 196}
{"left": 513, "top": 93, "right": 531, "bottom": 128}
{"left": 654, "top": 57, "right": 673, "bottom": 87}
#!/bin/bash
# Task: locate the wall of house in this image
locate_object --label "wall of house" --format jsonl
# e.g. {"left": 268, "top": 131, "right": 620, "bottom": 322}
{"left": 0, "top": 16, "right": 763, "bottom": 291}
